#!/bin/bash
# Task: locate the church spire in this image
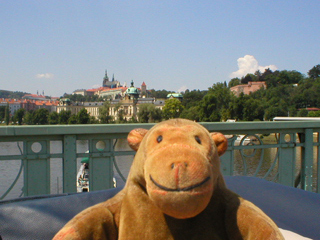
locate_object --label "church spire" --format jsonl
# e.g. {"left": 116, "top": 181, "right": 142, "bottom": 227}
{"left": 112, "top": 74, "right": 115, "bottom": 82}
{"left": 104, "top": 70, "right": 109, "bottom": 81}
{"left": 103, "top": 69, "right": 109, "bottom": 87}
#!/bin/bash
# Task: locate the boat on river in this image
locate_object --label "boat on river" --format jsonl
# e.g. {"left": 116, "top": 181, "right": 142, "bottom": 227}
{"left": 77, "top": 154, "right": 116, "bottom": 192}
{"left": 77, "top": 163, "right": 90, "bottom": 192}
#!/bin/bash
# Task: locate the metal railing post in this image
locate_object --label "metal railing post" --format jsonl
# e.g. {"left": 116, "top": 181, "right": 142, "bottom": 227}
{"left": 63, "top": 135, "right": 77, "bottom": 193}
{"left": 300, "top": 129, "right": 314, "bottom": 191}
{"left": 24, "top": 140, "right": 50, "bottom": 196}
{"left": 278, "top": 133, "right": 296, "bottom": 187}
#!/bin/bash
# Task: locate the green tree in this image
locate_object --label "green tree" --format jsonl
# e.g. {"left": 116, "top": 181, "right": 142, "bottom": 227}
{"left": 0, "top": 90, "right": 26, "bottom": 99}
{"left": 63, "top": 93, "right": 104, "bottom": 103}
{"left": 59, "top": 110, "right": 71, "bottom": 124}
{"left": 4, "top": 103, "right": 10, "bottom": 125}
{"left": 264, "top": 107, "right": 287, "bottom": 121}
{"left": 241, "top": 74, "right": 258, "bottom": 84}
{"left": 243, "top": 99, "right": 264, "bottom": 121}
{"left": 308, "top": 64, "right": 320, "bottom": 79}
{"left": 180, "top": 106, "right": 200, "bottom": 121}
{"left": 229, "top": 92, "right": 248, "bottom": 120}
{"left": 13, "top": 108, "right": 25, "bottom": 125}
{"left": 198, "top": 94, "right": 221, "bottom": 121}
{"left": 68, "top": 114, "right": 78, "bottom": 124}
{"left": 228, "top": 78, "right": 241, "bottom": 88}
{"left": 198, "top": 83, "right": 233, "bottom": 122}
{"left": 24, "top": 111, "right": 35, "bottom": 125}
{"left": 138, "top": 103, "right": 162, "bottom": 123}
{"left": 99, "top": 101, "right": 113, "bottom": 123}
{"left": 182, "top": 90, "right": 207, "bottom": 109}
{"left": 260, "top": 68, "right": 274, "bottom": 81}
{"left": 117, "top": 109, "right": 126, "bottom": 123}
{"left": 149, "top": 89, "right": 172, "bottom": 99}
{"left": 113, "top": 103, "right": 126, "bottom": 123}
{"left": 77, "top": 109, "right": 90, "bottom": 124}
{"left": 292, "top": 78, "right": 320, "bottom": 108}
{"left": 274, "top": 70, "right": 304, "bottom": 85}
{"left": 0, "top": 106, "right": 5, "bottom": 121}
{"left": 308, "top": 111, "right": 320, "bottom": 117}
{"left": 48, "top": 112, "right": 59, "bottom": 124}
{"left": 297, "top": 109, "right": 308, "bottom": 117}
{"left": 34, "top": 108, "right": 49, "bottom": 125}
{"left": 162, "top": 98, "right": 184, "bottom": 119}
{"left": 128, "top": 116, "right": 138, "bottom": 123}
{"left": 90, "top": 116, "right": 99, "bottom": 124}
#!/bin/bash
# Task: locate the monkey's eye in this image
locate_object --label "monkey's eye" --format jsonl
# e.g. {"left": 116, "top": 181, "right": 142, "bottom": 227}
{"left": 195, "top": 136, "right": 201, "bottom": 144}
{"left": 157, "top": 135, "right": 163, "bottom": 143}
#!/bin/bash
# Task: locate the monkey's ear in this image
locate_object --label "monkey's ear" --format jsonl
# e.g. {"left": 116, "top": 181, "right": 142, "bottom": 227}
{"left": 210, "top": 132, "right": 228, "bottom": 156}
{"left": 127, "top": 128, "right": 149, "bottom": 151}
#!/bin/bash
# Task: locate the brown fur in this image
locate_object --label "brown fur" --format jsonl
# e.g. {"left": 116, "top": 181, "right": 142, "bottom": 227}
{"left": 54, "top": 119, "right": 284, "bottom": 240}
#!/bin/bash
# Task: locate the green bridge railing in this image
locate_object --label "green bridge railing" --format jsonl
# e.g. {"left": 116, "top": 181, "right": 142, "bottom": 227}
{"left": 0, "top": 121, "right": 319, "bottom": 200}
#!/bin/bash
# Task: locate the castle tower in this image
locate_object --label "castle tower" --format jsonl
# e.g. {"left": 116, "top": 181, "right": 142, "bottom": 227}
{"left": 141, "top": 82, "right": 147, "bottom": 97}
{"left": 102, "top": 70, "right": 109, "bottom": 87}
{"left": 125, "top": 80, "right": 140, "bottom": 118}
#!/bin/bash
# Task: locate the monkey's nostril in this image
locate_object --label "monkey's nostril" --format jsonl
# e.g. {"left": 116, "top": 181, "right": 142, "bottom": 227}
{"left": 171, "top": 162, "right": 188, "bottom": 169}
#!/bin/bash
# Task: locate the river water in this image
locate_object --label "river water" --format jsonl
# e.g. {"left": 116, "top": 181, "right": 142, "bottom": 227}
{"left": 0, "top": 140, "right": 134, "bottom": 200}
{"left": 0, "top": 138, "right": 318, "bottom": 200}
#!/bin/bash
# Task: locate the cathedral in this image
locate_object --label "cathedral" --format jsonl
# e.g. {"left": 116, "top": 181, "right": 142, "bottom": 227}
{"left": 102, "top": 70, "right": 121, "bottom": 88}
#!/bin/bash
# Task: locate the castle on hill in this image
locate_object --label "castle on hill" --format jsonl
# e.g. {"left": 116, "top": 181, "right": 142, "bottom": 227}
{"left": 58, "top": 70, "right": 167, "bottom": 121}
{"left": 72, "top": 70, "right": 148, "bottom": 100}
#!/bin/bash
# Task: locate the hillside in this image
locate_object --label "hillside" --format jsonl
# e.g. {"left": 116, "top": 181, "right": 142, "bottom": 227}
{"left": 0, "top": 90, "right": 29, "bottom": 99}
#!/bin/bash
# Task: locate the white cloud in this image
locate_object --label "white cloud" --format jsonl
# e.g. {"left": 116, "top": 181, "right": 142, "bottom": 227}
{"left": 36, "top": 73, "right": 54, "bottom": 79}
{"left": 230, "top": 55, "right": 277, "bottom": 78}
{"left": 177, "top": 85, "right": 187, "bottom": 93}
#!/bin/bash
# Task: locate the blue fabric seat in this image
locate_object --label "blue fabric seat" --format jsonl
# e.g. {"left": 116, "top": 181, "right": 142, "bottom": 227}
{"left": 0, "top": 176, "right": 319, "bottom": 240}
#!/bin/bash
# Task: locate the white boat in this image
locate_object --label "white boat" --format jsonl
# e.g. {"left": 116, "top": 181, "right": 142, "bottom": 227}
{"left": 76, "top": 155, "right": 117, "bottom": 193}
{"left": 77, "top": 163, "right": 90, "bottom": 192}
{"left": 235, "top": 135, "right": 251, "bottom": 145}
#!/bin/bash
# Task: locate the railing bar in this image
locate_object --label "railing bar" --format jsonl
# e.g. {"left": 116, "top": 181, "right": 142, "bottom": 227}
{"left": 253, "top": 149, "right": 264, "bottom": 177}
{"left": 113, "top": 157, "right": 127, "bottom": 182}
{"left": 76, "top": 151, "right": 136, "bottom": 158}
{"left": 0, "top": 152, "right": 135, "bottom": 161}
{"left": 1, "top": 122, "right": 320, "bottom": 136}
{"left": 1, "top": 122, "right": 319, "bottom": 197}
{"left": 263, "top": 149, "right": 280, "bottom": 179}
{"left": 0, "top": 156, "right": 25, "bottom": 160}
{"left": 232, "top": 144, "right": 294, "bottom": 150}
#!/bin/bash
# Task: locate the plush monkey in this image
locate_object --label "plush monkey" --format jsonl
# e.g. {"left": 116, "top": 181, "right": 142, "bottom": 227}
{"left": 54, "top": 119, "right": 284, "bottom": 240}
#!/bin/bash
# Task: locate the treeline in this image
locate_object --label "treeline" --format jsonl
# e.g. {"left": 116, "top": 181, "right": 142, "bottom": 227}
{"left": 138, "top": 64, "right": 320, "bottom": 122}
{"left": 0, "top": 108, "right": 95, "bottom": 125}
{"left": 178, "top": 64, "right": 320, "bottom": 122}
{"left": 1, "top": 64, "right": 320, "bottom": 125}
{"left": 62, "top": 93, "right": 105, "bottom": 102}
{"left": 0, "top": 90, "right": 27, "bottom": 99}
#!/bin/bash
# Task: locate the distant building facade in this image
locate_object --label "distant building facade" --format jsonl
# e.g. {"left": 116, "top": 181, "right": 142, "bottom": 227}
{"left": 58, "top": 80, "right": 164, "bottom": 121}
{"left": 109, "top": 81, "right": 165, "bottom": 121}
{"left": 60, "top": 70, "right": 171, "bottom": 121}
{"left": 0, "top": 97, "right": 59, "bottom": 116}
{"left": 73, "top": 89, "right": 87, "bottom": 96}
{"left": 167, "top": 93, "right": 183, "bottom": 101}
{"left": 230, "top": 81, "right": 267, "bottom": 96}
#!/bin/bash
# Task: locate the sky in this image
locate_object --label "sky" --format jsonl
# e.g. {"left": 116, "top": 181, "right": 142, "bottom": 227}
{"left": 1, "top": 1, "right": 320, "bottom": 97}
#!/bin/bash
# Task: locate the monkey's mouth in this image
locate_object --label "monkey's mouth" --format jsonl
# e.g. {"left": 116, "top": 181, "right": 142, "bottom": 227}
{"left": 149, "top": 175, "right": 210, "bottom": 192}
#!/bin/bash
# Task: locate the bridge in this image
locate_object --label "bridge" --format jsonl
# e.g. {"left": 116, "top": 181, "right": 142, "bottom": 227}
{"left": 0, "top": 120, "right": 319, "bottom": 199}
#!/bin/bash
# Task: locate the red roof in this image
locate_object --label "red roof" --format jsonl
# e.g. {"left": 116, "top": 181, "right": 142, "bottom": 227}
{"left": 101, "top": 87, "right": 128, "bottom": 93}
